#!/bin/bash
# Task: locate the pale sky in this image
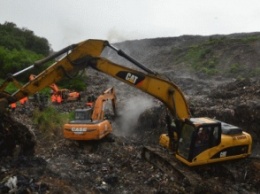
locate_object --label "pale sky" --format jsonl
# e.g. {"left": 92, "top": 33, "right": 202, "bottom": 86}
{"left": 1, "top": 0, "right": 260, "bottom": 50}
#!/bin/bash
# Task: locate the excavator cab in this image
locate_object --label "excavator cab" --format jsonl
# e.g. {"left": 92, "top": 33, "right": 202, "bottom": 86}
{"left": 177, "top": 119, "right": 222, "bottom": 164}
{"left": 72, "top": 108, "right": 92, "bottom": 122}
{"left": 160, "top": 117, "right": 252, "bottom": 166}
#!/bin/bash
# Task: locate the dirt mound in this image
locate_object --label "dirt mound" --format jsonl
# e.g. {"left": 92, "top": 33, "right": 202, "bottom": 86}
{"left": 0, "top": 114, "right": 36, "bottom": 158}
{"left": 190, "top": 78, "right": 260, "bottom": 142}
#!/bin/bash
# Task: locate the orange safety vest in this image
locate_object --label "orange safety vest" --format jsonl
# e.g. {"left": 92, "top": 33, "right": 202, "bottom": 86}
{"left": 56, "top": 95, "right": 62, "bottom": 104}
{"left": 10, "top": 103, "right": 16, "bottom": 109}
{"left": 51, "top": 94, "right": 57, "bottom": 103}
{"left": 86, "top": 102, "right": 93, "bottom": 107}
{"left": 20, "top": 97, "right": 28, "bottom": 105}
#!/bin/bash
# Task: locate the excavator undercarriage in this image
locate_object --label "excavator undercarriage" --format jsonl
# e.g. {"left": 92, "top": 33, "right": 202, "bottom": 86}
{"left": 142, "top": 146, "right": 201, "bottom": 187}
{"left": 142, "top": 145, "right": 253, "bottom": 193}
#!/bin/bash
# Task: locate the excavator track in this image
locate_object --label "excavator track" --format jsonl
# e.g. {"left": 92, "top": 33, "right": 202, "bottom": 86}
{"left": 142, "top": 146, "right": 259, "bottom": 193}
{"left": 142, "top": 146, "right": 201, "bottom": 187}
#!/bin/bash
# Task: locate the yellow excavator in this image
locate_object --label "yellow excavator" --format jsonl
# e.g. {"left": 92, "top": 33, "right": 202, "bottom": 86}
{"left": 0, "top": 39, "right": 252, "bottom": 167}
{"left": 63, "top": 87, "right": 116, "bottom": 140}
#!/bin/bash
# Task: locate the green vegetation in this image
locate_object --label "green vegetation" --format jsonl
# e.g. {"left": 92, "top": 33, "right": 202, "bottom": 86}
{"left": 0, "top": 22, "right": 50, "bottom": 55}
{"left": 32, "top": 106, "right": 69, "bottom": 139}
{"left": 0, "top": 21, "right": 87, "bottom": 93}
{"left": 59, "top": 76, "right": 87, "bottom": 91}
{"left": 229, "top": 63, "right": 243, "bottom": 74}
{"left": 249, "top": 67, "right": 260, "bottom": 77}
{"left": 182, "top": 34, "right": 260, "bottom": 77}
{"left": 184, "top": 45, "right": 219, "bottom": 75}
{"left": 0, "top": 82, "right": 21, "bottom": 94}
{"left": 0, "top": 22, "right": 52, "bottom": 86}
{"left": 241, "top": 34, "right": 260, "bottom": 43}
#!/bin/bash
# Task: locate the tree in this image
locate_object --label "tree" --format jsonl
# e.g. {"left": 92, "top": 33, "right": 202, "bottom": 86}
{"left": 0, "top": 22, "right": 52, "bottom": 81}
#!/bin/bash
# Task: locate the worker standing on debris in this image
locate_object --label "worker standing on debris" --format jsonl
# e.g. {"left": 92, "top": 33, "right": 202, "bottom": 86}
{"left": 56, "top": 95, "right": 62, "bottom": 104}
{"left": 10, "top": 102, "right": 16, "bottom": 112}
{"left": 19, "top": 97, "right": 28, "bottom": 105}
{"left": 19, "top": 96, "right": 29, "bottom": 114}
{"left": 51, "top": 94, "right": 57, "bottom": 103}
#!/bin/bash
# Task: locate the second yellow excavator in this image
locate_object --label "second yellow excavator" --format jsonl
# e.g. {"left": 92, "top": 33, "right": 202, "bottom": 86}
{"left": 63, "top": 87, "right": 116, "bottom": 140}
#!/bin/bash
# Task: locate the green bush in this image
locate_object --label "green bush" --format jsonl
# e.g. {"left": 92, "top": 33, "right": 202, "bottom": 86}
{"left": 241, "top": 35, "right": 260, "bottom": 43}
{"left": 249, "top": 67, "right": 260, "bottom": 77}
{"left": 32, "top": 106, "right": 69, "bottom": 139}
{"left": 200, "top": 67, "right": 219, "bottom": 75}
{"left": 58, "top": 76, "right": 86, "bottom": 91}
{"left": 229, "top": 63, "right": 242, "bottom": 74}
{"left": 0, "top": 22, "right": 51, "bottom": 81}
{"left": 0, "top": 81, "right": 17, "bottom": 94}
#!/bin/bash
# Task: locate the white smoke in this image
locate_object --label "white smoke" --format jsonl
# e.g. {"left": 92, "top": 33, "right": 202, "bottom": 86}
{"left": 114, "top": 95, "right": 154, "bottom": 137}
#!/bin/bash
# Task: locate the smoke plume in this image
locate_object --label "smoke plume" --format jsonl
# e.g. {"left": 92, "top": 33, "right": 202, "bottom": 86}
{"left": 114, "top": 95, "right": 154, "bottom": 137}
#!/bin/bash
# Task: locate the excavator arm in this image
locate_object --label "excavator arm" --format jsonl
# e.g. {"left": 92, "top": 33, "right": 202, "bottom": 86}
{"left": 90, "top": 57, "right": 190, "bottom": 120}
{"left": 0, "top": 39, "right": 190, "bottom": 121}
{"left": 91, "top": 87, "right": 116, "bottom": 121}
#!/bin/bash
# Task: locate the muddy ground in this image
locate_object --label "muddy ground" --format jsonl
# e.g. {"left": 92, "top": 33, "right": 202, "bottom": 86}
{"left": 0, "top": 72, "right": 259, "bottom": 194}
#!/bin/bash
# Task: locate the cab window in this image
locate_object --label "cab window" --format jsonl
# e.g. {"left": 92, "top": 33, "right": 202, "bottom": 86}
{"left": 191, "top": 124, "right": 221, "bottom": 159}
{"left": 177, "top": 123, "right": 195, "bottom": 161}
{"left": 210, "top": 126, "right": 221, "bottom": 147}
{"left": 192, "top": 127, "right": 210, "bottom": 157}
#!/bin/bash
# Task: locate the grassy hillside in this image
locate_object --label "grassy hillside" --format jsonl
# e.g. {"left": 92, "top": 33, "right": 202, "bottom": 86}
{"left": 115, "top": 32, "right": 260, "bottom": 79}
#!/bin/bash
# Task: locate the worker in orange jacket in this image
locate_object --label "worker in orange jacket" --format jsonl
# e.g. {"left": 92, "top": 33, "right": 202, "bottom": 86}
{"left": 10, "top": 103, "right": 16, "bottom": 112}
{"left": 51, "top": 94, "right": 57, "bottom": 103}
{"left": 20, "top": 97, "right": 28, "bottom": 105}
{"left": 56, "top": 95, "right": 62, "bottom": 104}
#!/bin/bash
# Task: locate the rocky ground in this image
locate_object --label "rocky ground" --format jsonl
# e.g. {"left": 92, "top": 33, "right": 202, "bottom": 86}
{"left": 0, "top": 73, "right": 259, "bottom": 194}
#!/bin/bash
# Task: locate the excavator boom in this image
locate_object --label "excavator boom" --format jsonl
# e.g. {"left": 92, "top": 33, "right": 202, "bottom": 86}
{"left": 0, "top": 40, "right": 189, "bottom": 120}
{"left": 90, "top": 58, "right": 190, "bottom": 120}
{"left": 91, "top": 87, "right": 116, "bottom": 121}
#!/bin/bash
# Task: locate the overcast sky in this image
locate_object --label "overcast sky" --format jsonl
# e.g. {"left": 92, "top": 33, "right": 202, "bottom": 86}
{"left": 1, "top": 0, "right": 260, "bottom": 50}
